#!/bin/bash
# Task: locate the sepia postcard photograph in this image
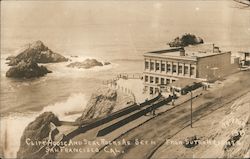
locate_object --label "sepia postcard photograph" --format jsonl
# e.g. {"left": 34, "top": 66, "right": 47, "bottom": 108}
{"left": 0, "top": 0, "right": 250, "bottom": 158}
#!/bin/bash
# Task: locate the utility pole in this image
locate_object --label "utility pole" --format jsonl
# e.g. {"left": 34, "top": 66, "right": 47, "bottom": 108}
{"left": 190, "top": 90, "right": 193, "bottom": 128}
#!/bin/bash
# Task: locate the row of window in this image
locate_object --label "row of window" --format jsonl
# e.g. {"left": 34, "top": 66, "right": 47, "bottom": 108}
{"left": 145, "top": 61, "right": 195, "bottom": 75}
{"left": 144, "top": 75, "right": 176, "bottom": 85}
{"left": 147, "top": 86, "right": 159, "bottom": 94}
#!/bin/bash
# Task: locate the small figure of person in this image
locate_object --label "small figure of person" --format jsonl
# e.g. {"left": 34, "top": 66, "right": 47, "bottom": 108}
{"left": 172, "top": 98, "right": 175, "bottom": 106}
{"left": 152, "top": 106, "right": 156, "bottom": 115}
{"left": 149, "top": 106, "right": 153, "bottom": 115}
{"left": 172, "top": 93, "right": 177, "bottom": 99}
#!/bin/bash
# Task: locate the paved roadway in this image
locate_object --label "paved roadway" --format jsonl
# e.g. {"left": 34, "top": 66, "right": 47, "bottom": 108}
{"left": 91, "top": 72, "right": 250, "bottom": 159}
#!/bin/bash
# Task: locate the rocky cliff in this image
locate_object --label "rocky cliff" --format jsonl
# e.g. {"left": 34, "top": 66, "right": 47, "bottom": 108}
{"left": 17, "top": 112, "right": 61, "bottom": 159}
{"left": 76, "top": 87, "right": 134, "bottom": 124}
{"left": 6, "top": 40, "right": 68, "bottom": 66}
{"left": 168, "top": 33, "right": 204, "bottom": 47}
{"left": 6, "top": 60, "right": 52, "bottom": 78}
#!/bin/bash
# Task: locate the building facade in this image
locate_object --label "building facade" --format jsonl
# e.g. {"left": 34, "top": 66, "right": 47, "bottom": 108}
{"left": 143, "top": 44, "right": 231, "bottom": 94}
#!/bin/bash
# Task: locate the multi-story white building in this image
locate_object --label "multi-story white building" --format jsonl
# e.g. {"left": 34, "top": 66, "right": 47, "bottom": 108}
{"left": 143, "top": 44, "right": 232, "bottom": 94}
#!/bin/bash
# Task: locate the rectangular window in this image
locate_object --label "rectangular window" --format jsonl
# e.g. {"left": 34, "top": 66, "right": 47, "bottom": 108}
{"left": 173, "top": 65, "right": 177, "bottom": 73}
{"left": 150, "top": 62, "right": 154, "bottom": 70}
{"left": 191, "top": 66, "right": 195, "bottom": 75}
{"left": 184, "top": 66, "right": 189, "bottom": 74}
{"left": 166, "top": 79, "right": 170, "bottom": 84}
{"left": 167, "top": 64, "right": 171, "bottom": 72}
{"left": 145, "top": 61, "right": 149, "bottom": 69}
{"left": 155, "top": 77, "right": 159, "bottom": 84}
{"left": 150, "top": 87, "right": 154, "bottom": 94}
{"left": 161, "top": 63, "right": 165, "bottom": 71}
{"left": 156, "top": 63, "right": 160, "bottom": 71}
{"left": 161, "top": 78, "right": 164, "bottom": 84}
{"left": 150, "top": 76, "right": 154, "bottom": 83}
{"left": 145, "top": 75, "right": 148, "bottom": 82}
{"left": 172, "top": 79, "right": 176, "bottom": 83}
{"left": 155, "top": 88, "right": 159, "bottom": 93}
{"left": 178, "top": 65, "right": 182, "bottom": 74}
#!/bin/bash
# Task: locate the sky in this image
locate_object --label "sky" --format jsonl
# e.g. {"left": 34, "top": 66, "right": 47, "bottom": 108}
{"left": 1, "top": 0, "right": 250, "bottom": 58}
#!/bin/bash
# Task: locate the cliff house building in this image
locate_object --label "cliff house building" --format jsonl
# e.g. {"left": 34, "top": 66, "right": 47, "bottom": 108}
{"left": 143, "top": 44, "right": 232, "bottom": 94}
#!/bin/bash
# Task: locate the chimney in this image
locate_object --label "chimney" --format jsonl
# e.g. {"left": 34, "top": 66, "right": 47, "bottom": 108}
{"left": 180, "top": 48, "right": 185, "bottom": 56}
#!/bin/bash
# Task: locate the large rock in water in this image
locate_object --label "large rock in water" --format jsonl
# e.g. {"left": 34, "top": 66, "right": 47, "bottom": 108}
{"left": 17, "top": 112, "right": 61, "bottom": 159}
{"left": 168, "top": 33, "right": 204, "bottom": 47}
{"left": 6, "top": 60, "right": 52, "bottom": 78}
{"left": 76, "top": 87, "right": 117, "bottom": 123}
{"left": 67, "top": 58, "right": 103, "bottom": 69}
{"left": 6, "top": 40, "right": 68, "bottom": 66}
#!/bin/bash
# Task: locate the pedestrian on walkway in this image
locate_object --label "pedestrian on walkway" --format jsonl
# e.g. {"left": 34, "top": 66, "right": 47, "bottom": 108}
{"left": 152, "top": 105, "right": 156, "bottom": 115}
{"left": 149, "top": 106, "right": 153, "bottom": 115}
{"left": 172, "top": 98, "right": 175, "bottom": 106}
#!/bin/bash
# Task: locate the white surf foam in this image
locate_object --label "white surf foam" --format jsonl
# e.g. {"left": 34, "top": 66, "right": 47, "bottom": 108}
{"left": 44, "top": 55, "right": 116, "bottom": 78}
{"left": 0, "top": 113, "right": 35, "bottom": 158}
{"left": 1, "top": 54, "right": 116, "bottom": 78}
{"left": 1, "top": 54, "right": 11, "bottom": 77}
{"left": 41, "top": 92, "right": 88, "bottom": 120}
{"left": 0, "top": 92, "right": 89, "bottom": 158}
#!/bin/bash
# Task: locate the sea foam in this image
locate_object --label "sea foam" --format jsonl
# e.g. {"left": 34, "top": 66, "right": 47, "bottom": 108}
{"left": 41, "top": 92, "right": 88, "bottom": 120}
{"left": 43, "top": 55, "right": 116, "bottom": 78}
{"left": 0, "top": 92, "right": 89, "bottom": 158}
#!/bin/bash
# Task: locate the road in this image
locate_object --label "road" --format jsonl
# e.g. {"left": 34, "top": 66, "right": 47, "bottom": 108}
{"left": 91, "top": 72, "right": 250, "bottom": 159}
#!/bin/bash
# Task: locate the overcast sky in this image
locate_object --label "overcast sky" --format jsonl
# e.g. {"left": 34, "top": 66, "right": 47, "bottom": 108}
{"left": 1, "top": 1, "right": 249, "bottom": 58}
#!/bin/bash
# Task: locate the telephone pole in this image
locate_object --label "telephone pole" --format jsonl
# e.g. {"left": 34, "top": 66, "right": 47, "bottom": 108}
{"left": 190, "top": 90, "right": 193, "bottom": 128}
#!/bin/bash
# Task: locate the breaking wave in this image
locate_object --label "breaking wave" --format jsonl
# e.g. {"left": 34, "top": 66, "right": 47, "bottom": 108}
{"left": 0, "top": 92, "right": 89, "bottom": 158}
{"left": 41, "top": 92, "right": 88, "bottom": 120}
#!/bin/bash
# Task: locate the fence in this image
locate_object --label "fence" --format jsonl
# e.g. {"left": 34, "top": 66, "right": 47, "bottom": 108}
{"left": 139, "top": 94, "right": 161, "bottom": 107}
{"left": 117, "top": 73, "right": 143, "bottom": 80}
{"left": 102, "top": 73, "right": 142, "bottom": 103}
{"left": 59, "top": 93, "right": 160, "bottom": 140}
{"left": 97, "top": 95, "right": 170, "bottom": 136}
{"left": 65, "top": 94, "right": 161, "bottom": 139}
{"left": 102, "top": 73, "right": 143, "bottom": 85}
{"left": 30, "top": 94, "right": 163, "bottom": 158}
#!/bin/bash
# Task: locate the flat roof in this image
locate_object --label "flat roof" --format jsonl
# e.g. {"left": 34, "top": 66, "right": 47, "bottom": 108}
{"left": 144, "top": 43, "right": 230, "bottom": 60}
{"left": 148, "top": 47, "right": 182, "bottom": 54}
{"left": 144, "top": 52, "right": 198, "bottom": 61}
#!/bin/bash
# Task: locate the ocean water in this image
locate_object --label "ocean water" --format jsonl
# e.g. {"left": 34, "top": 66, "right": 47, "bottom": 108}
{"left": 0, "top": 0, "right": 250, "bottom": 158}
{"left": 0, "top": 54, "right": 143, "bottom": 157}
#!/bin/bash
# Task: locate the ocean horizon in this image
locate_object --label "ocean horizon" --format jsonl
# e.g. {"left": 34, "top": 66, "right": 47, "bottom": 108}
{"left": 1, "top": 0, "right": 250, "bottom": 158}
